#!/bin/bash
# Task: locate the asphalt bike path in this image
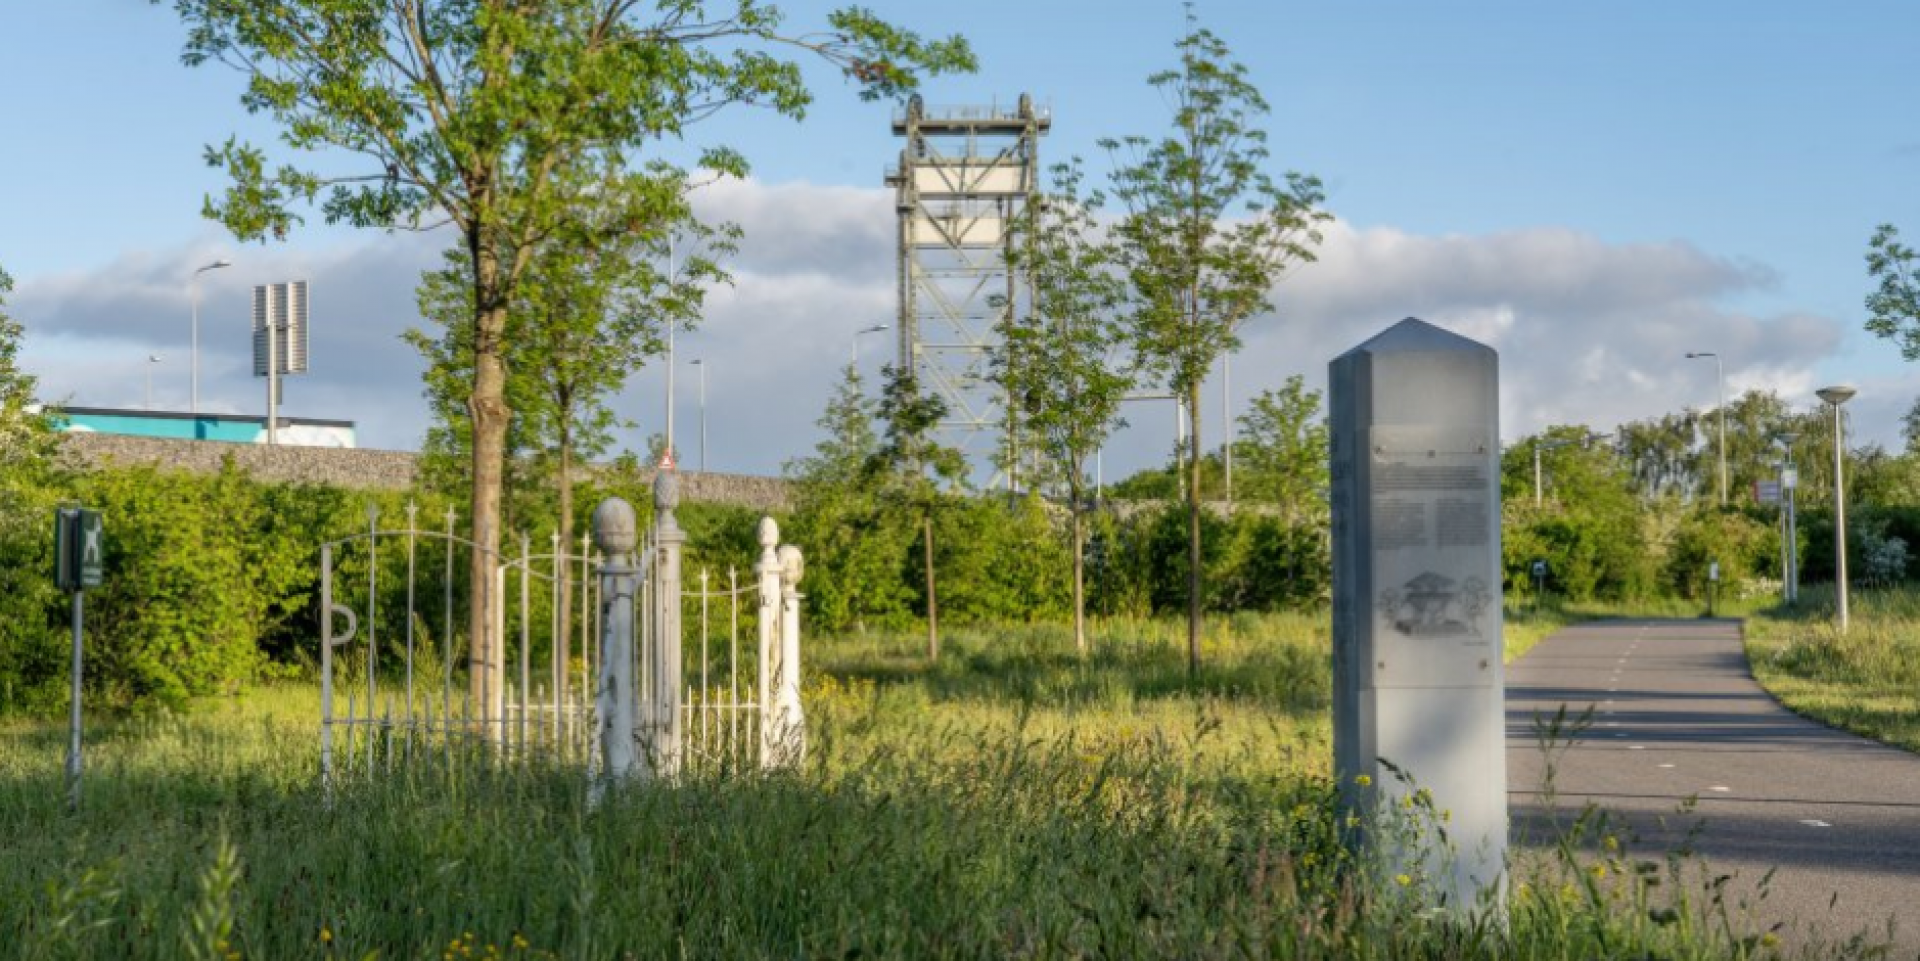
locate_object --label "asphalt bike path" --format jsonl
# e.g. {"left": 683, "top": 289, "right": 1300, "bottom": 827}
{"left": 1506, "top": 619, "right": 1920, "bottom": 954}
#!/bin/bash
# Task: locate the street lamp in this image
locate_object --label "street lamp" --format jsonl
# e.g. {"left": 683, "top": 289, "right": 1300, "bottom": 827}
{"left": 1533, "top": 432, "right": 1610, "bottom": 507}
{"left": 853, "top": 324, "right": 889, "bottom": 366}
{"left": 689, "top": 358, "right": 707, "bottom": 473}
{"left": 1684, "top": 351, "right": 1727, "bottom": 506}
{"left": 1817, "top": 385, "right": 1856, "bottom": 633}
{"left": 144, "top": 354, "right": 164, "bottom": 410}
{"left": 190, "top": 259, "right": 232, "bottom": 414}
{"left": 1776, "top": 432, "right": 1799, "bottom": 604}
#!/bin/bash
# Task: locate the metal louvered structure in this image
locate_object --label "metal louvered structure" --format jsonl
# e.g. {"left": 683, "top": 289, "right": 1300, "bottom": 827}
{"left": 253, "top": 281, "right": 309, "bottom": 444}
{"left": 886, "top": 95, "right": 1048, "bottom": 482}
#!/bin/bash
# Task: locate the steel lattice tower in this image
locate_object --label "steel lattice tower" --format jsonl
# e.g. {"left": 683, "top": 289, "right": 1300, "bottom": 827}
{"left": 886, "top": 94, "right": 1048, "bottom": 482}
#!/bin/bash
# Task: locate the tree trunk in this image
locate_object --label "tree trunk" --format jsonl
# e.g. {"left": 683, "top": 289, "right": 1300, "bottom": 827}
{"left": 469, "top": 237, "right": 511, "bottom": 724}
{"left": 1186, "top": 380, "right": 1202, "bottom": 675}
{"left": 1070, "top": 476, "right": 1087, "bottom": 656}
{"left": 555, "top": 423, "right": 573, "bottom": 699}
{"left": 924, "top": 510, "right": 939, "bottom": 662}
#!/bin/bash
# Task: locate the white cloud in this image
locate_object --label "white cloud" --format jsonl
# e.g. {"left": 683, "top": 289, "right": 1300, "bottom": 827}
{"left": 8, "top": 183, "right": 1883, "bottom": 481}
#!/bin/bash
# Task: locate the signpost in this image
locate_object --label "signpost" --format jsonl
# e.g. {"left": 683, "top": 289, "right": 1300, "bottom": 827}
{"left": 1708, "top": 561, "right": 1721, "bottom": 618}
{"left": 1330, "top": 318, "right": 1505, "bottom": 914}
{"left": 54, "top": 507, "right": 103, "bottom": 812}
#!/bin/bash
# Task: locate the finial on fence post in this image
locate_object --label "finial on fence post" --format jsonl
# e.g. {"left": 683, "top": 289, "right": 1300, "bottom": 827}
{"left": 590, "top": 498, "right": 639, "bottom": 789}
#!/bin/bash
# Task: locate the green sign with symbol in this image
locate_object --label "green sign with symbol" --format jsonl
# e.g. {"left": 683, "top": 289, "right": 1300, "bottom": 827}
{"left": 54, "top": 508, "right": 104, "bottom": 591}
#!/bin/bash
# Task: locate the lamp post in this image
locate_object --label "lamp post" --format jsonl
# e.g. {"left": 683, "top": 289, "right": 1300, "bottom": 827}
{"left": 189, "top": 259, "right": 232, "bottom": 414}
{"left": 852, "top": 324, "right": 889, "bottom": 366}
{"left": 142, "top": 354, "right": 161, "bottom": 410}
{"left": 1684, "top": 351, "right": 1727, "bottom": 506}
{"left": 689, "top": 358, "right": 707, "bottom": 473}
{"left": 1817, "top": 385, "right": 1856, "bottom": 633}
{"left": 1532, "top": 438, "right": 1574, "bottom": 508}
{"left": 1776, "top": 432, "right": 1799, "bottom": 604}
{"left": 1532, "top": 432, "right": 1611, "bottom": 507}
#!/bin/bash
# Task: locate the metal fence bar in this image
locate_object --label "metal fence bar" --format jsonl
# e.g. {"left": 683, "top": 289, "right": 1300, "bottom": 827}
{"left": 367, "top": 505, "right": 379, "bottom": 734}
{"left": 406, "top": 501, "right": 417, "bottom": 725}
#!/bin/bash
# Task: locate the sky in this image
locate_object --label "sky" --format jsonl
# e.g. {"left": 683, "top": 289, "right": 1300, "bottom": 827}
{"left": 5, "top": 2, "right": 1920, "bottom": 482}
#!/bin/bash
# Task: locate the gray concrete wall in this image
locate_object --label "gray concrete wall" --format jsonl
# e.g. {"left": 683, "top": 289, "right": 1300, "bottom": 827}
{"left": 58, "top": 433, "right": 793, "bottom": 512}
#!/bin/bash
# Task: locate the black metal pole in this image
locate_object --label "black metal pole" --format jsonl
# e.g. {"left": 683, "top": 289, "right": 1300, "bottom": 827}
{"left": 66, "top": 590, "right": 83, "bottom": 814}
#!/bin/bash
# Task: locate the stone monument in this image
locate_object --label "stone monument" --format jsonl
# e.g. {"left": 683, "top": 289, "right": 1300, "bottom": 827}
{"left": 1329, "top": 317, "right": 1506, "bottom": 911}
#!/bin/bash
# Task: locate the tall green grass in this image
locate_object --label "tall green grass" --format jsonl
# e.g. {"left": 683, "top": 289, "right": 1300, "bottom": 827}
{"left": 0, "top": 612, "right": 1848, "bottom": 958}
{"left": 1745, "top": 585, "right": 1920, "bottom": 752}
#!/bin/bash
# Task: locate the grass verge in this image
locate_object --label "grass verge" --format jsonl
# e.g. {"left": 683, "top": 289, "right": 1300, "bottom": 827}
{"left": 1744, "top": 584, "right": 1920, "bottom": 753}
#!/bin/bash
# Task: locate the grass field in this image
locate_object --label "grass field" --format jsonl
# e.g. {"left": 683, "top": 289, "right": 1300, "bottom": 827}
{"left": 1744, "top": 585, "right": 1920, "bottom": 753}
{"left": 0, "top": 609, "right": 1826, "bottom": 959}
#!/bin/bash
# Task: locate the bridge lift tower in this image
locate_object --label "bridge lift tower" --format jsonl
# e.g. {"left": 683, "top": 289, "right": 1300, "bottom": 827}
{"left": 886, "top": 94, "right": 1048, "bottom": 484}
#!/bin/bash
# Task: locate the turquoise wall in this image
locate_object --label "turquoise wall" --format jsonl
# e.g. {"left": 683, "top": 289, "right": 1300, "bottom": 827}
{"left": 57, "top": 411, "right": 262, "bottom": 442}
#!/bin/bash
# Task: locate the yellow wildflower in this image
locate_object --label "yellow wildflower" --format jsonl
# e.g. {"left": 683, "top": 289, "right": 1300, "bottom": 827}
{"left": 1394, "top": 873, "right": 1412, "bottom": 887}
{"left": 1354, "top": 774, "right": 1372, "bottom": 787}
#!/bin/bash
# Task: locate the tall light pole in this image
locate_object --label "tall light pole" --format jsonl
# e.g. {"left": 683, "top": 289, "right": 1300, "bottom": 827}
{"left": 1532, "top": 432, "right": 1610, "bottom": 507}
{"left": 1684, "top": 351, "right": 1727, "bottom": 506}
{"left": 853, "top": 324, "right": 889, "bottom": 366}
{"left": 1817, "top": 385, "right": 1856, "bottom": 633}
{"left": 689, "top": 358, "right": 707, "bottom": 473}
{"left": 1777, "top": 432, "right": 1799, "bottom": 604}
{"left": 189, "top": 259, "right": 232, "bottom": 414}
{"left": 144, "top": 354, "right": 164, "bottom": 410}
{"left": 663, "top": 235, "right": 678, "bottom": 467}
{"left": 1533, "top": 438, "right": 1573, "bottom": 508}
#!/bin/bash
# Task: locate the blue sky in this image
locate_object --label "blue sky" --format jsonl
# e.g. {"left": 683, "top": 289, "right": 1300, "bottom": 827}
{"left": 5, "top": 2, "right": 1919, "bottom": 475}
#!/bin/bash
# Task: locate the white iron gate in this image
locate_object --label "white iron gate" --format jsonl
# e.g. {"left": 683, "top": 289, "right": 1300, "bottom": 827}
{"left": 317, "top": 470, "right": 804, "bottom": 784}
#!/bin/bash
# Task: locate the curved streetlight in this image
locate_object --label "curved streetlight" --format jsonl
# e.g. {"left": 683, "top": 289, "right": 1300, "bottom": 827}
{"left": 145, "top": 354, "right": 164, "bottom": 411}
{"left": 1684, "top": 351, "right": 1727, "bottom": 506}
{"left": 852, "top": 324, "right": 890, "bottom": 366}
{"left": 688, "top": 358, "right": 707, "bottom": 473}
{"left": 1817, "top": 385, "right": 1856, "bottom": 633}
{"left": 190, "top": 260, "right": 232, "bottom": 414}
{"left": 1532, "top": 431, "right": 1611, "bottom": 508}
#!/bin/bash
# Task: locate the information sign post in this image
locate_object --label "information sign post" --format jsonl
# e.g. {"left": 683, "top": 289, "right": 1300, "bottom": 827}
{"left": 1330, "top": 318, "right": 1505, "bottom": 913}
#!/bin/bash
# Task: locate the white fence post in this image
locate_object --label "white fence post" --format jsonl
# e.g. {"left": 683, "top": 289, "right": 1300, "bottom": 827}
{"left": 755, "top": 518, "right": 781, "bottom": 768}
{"left": 651, "top": 470, "right": 686, "bottom": 777}
{"left": 772, "top": 543, "right": 806, "bottom": 767}
{"left": 592, "top": 498, "right": 640, "bottom": 785}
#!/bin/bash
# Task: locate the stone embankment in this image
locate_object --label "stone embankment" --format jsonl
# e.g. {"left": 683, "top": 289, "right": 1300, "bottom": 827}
{"left": 58, "top": 433, "right": 793, "bottom": 512}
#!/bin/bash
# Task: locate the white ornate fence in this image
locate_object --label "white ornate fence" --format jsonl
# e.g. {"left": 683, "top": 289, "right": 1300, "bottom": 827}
{"left": 317, "top": 470, "right": 804, "bottom": 784}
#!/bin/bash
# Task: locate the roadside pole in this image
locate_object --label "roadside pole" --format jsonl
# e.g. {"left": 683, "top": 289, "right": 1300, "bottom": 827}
{"left": 54, "top": 507, "right": 104, "bottom": 813}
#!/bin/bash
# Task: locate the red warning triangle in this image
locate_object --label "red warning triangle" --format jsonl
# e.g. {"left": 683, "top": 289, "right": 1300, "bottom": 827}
{"left": 658, "top": 448, "right": 676, "bottom": 470}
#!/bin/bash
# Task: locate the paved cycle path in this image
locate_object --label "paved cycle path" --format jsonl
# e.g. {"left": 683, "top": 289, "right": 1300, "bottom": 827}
{"left": 1506, "top": 619, "right": 1920, "bottom": 952}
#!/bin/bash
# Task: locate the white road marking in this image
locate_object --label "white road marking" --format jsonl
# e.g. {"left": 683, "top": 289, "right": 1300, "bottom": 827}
{"left": 1799, "top": 819, "right": 1832, "bottom": 828}
{"left": 1628, "top": 745, "right": 1646, "bottom": 751}
{"left": 1658, "top": 763, "right": 1676, "bottom": 769}
{"left": 1708, "top": 785, "right": 1731, "bottom": 793}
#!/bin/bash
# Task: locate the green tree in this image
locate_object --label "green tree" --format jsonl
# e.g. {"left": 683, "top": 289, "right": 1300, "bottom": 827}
{"left": 1102, "top": 12, "right": 1327, "bottom": 671}
{"left": 1867, "top": 223, "right": 1920, "bottom": 358}
{"left": 870, "top": 364, "right": 967, "bottom": 660}
{"left": 1233, "top": 376, "right": 1328, "bottom": 527}
{"left": 783, "top": 366, "right": 913, "bottom": 633}
{"left": 170, "top": 0, "right": 974, "bottom": 715}
{"left": 411, "top": 165, "right": 728, "bottom": 689}
{"left": 0, "top": 263, "right": 67, "bottom": 711}
{"left": 997, "top": 159, "right": 1132, "bottom": 653}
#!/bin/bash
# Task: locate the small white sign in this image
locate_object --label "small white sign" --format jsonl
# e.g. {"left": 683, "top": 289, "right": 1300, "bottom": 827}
{"left": 1709, "top": 561, "right": 1721, "bottom": 582}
